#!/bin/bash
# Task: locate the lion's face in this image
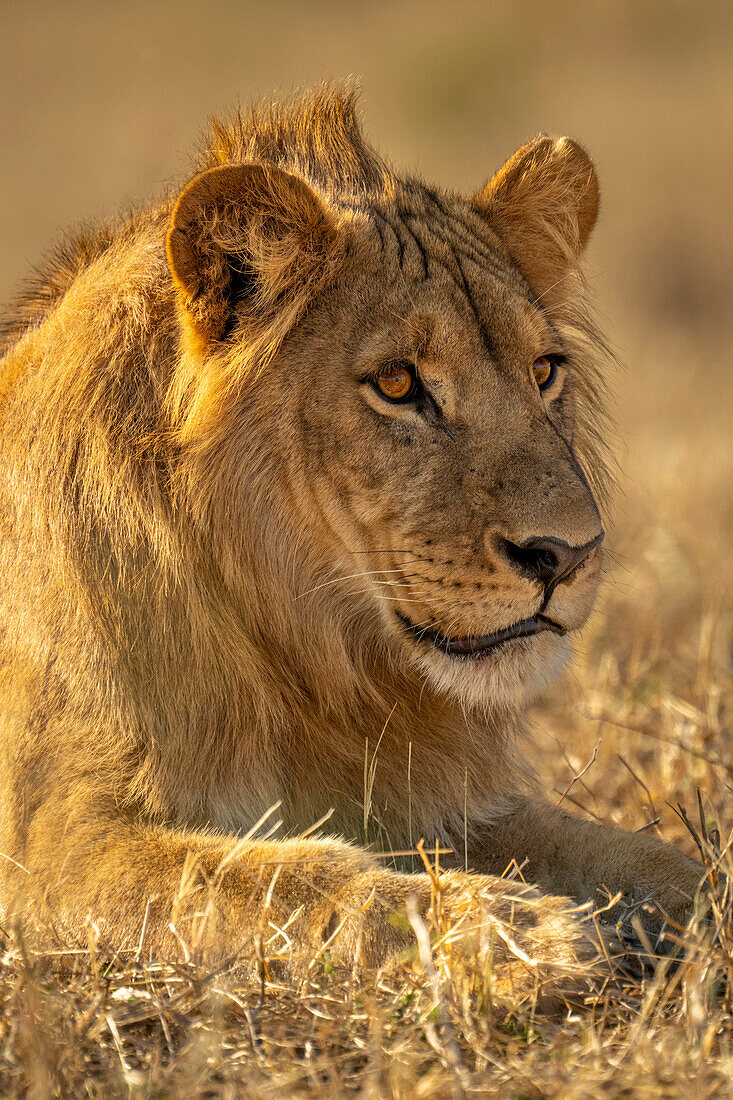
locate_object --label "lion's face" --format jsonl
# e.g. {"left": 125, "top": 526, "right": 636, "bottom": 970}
{"left": 285, "top": 217, "right": 603, "bottom": 709}
{"left": 167, "top": 135, "right": 605, "bottom": 710}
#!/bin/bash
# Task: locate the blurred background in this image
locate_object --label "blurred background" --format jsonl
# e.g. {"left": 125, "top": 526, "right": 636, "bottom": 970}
{"left": 2, "top": 0, "right": 731, "bottom": 830}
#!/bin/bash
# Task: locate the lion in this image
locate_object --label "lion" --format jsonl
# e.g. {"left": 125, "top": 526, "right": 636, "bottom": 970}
{"left": 0, "top": 86, "right": 703, "bottom": 987}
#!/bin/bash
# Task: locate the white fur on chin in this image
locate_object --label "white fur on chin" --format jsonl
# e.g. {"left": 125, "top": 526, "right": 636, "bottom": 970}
{"left": 411, "top": 631, "right": 572, "bottom": 713}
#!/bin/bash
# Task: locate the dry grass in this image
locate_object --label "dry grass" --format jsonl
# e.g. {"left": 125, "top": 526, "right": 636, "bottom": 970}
{"left": 2, "top": 1, "right": 732, "bottom": 1095}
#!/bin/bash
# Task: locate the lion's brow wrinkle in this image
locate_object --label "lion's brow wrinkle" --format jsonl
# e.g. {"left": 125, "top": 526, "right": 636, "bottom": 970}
{"left": 370, "top": 213, "right": 387, "bottom": 252}
{"left": 369, "top": 210, "right": 409, "bottom": 283}
{"left": 373, "top": 208, "right": 429, "bottom": 281}
{"left": 420, "top": 185, "right": 488, "bottom": 249}
{"left": 396, "top": 213, "right": 429, "bottom": 279}
{"left": 383, "top": 212, "right": 405, "bottom": 269}
{"left": 450, "top": 248, "right": 496, "bottom": 358}
{"left": 418, "top": 213, "right": 499, "bottom": 274}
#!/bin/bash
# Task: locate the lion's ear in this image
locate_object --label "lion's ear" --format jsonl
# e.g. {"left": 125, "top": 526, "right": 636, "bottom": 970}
{"left": 167, "top": 164, "right": 342, "bottom": 344}
{"left": 472, "top": 136, "right": 599, "bottom": 300}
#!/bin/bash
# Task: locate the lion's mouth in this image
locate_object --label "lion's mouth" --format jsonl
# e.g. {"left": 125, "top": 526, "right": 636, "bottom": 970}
{"left": 396, "top": 611, "right": 566, "bottom": 660}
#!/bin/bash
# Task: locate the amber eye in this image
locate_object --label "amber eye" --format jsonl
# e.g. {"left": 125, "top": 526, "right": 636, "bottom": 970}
{"left": 532, "top": 356, "right": 557, "bottom": 392}
{"left": 375, "top": 362, "right": 416, "bottom": 402}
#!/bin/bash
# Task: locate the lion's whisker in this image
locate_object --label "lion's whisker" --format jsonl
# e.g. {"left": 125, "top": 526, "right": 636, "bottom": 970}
{"left": 372, "top": 598, "right": 422, "bottom": 607}
{"left": 349, "top": 549, "right": 415, "bottom": 555}
{"left": 295, "top": 566, "right": 420, "bottom": 600}
{"left": 533, "top": 272, "right": 573, "bottom": 303}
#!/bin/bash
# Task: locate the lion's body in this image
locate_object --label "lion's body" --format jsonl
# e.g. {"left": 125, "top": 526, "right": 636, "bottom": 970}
{"left": 0, "top": 88, "right": 701, "bottom": 978}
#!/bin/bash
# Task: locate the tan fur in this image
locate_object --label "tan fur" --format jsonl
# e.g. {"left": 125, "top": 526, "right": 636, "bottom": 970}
{"left": 0, "top": 86, "right": 702, "bottom": 982}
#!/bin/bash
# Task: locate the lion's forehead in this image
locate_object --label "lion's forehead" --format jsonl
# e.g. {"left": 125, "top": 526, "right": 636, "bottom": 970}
{"left": 367, "top": 188, "right": 522, "bottom": 290}
{"left": 341, "top": 204, "right": 553, "bottom": 379}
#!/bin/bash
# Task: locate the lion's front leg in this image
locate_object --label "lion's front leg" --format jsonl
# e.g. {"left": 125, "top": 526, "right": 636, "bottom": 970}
{"left": 470, "top": 796, "right": 706, "bottom": 939}
{"left": 9, "top": 795, "right": 603, "bottom": 1000}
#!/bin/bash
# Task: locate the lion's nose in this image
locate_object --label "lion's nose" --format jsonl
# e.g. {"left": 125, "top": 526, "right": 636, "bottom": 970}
{"left": 499, "top": 532, "right": 604, "bottom": 595}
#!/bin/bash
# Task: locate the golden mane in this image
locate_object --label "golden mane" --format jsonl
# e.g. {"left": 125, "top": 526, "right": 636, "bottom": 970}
{"left": 201, "top": 83, "right": 395, "bottom": 199}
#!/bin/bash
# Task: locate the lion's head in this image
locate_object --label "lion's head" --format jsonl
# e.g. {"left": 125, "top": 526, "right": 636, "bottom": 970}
{"left": 166, "top": 88, "right": 610, "bottom": 716}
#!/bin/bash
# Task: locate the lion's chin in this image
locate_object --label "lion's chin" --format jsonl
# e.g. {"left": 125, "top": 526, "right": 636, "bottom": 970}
{"left": 410, "top": 630, "right": 572, "bottom": 712}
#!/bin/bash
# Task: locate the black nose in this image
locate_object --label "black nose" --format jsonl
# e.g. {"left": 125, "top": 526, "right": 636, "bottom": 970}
{"left": 499, "top": 532, "right": 604, "bottom": 593}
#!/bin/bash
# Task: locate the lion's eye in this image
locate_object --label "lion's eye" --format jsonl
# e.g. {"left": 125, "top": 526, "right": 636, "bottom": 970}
{"left": 375, "top": 362, "right": 416, "bottom": 402}
{"left": 532, "top": 356, "right": 557, "bottom": 392}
